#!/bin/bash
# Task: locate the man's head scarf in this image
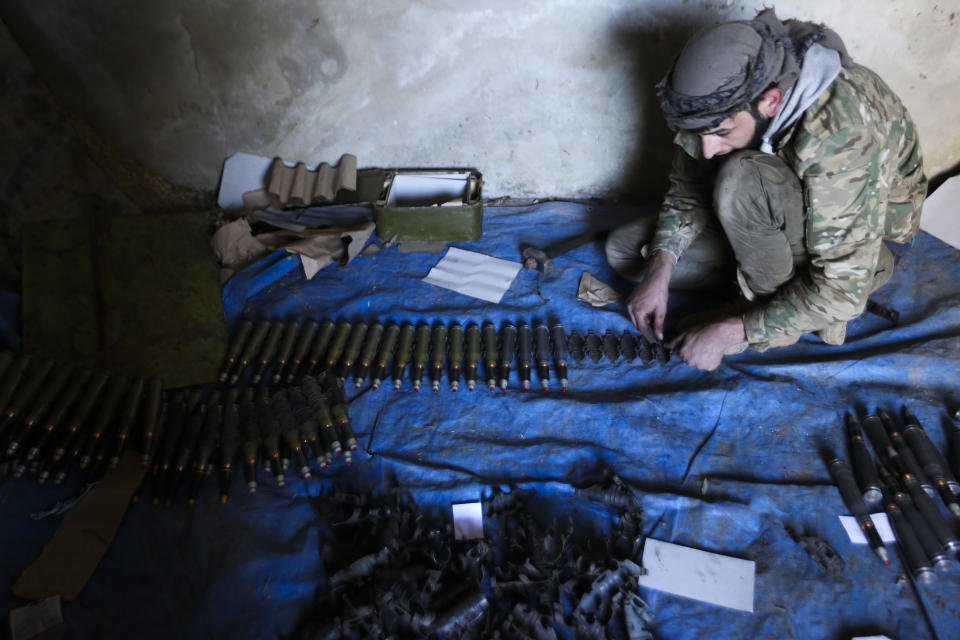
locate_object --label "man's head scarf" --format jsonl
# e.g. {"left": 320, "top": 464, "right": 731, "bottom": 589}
{"left": 657, "top": 9, "right": 851, "bottom": 132}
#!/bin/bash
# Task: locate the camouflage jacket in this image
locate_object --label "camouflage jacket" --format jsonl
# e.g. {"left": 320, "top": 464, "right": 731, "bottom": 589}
{"left": 649, "top": 63, "right": 926, "bottom": 348}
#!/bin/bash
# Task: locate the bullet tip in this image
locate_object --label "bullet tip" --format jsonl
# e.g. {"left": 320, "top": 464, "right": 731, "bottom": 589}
{"left": 372, "top": 384, "right": 379, "bottom": 390}
{"left": 452, "top": 388, "right": 458, "bottom": 393}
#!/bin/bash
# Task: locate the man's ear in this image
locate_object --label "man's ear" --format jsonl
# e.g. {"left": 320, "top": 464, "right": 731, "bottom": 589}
{"left": 758, "top": 87, "right": 784, "bottom": 117}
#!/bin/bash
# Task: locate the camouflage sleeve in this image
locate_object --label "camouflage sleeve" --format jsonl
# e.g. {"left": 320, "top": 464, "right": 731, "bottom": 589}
{"left": 649, "top": 144, "right": 716, "bottom": 259}
{"left": 742, "top": 125, "right": 886, "bottom": 347}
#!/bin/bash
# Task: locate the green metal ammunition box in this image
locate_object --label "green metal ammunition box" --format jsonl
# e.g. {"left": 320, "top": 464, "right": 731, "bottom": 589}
{"left": 367, "top": 169, "right": 483, "bottom": 243}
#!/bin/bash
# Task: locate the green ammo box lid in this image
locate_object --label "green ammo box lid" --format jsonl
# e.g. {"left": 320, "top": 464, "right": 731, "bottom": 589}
{"left": 369, "top": 169, "right": 483, "bottom": 243}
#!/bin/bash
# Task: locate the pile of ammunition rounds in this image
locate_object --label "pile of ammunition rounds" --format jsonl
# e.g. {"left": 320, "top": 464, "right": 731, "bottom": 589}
{"left": 830, "top": 407, "right": 960, "bottom": 583}
{"left": 292, "top": 483, "right": 653, "bottom": 639}
{"left": 139, "top": 373, "right": 356, "bottom": 506}
{"left": 219, "top": 318, "right": 671, "bottom": 394}
{"left": 0, "top": 352, "right": 163, "bottom": 486}
{"left": 0, "top": 349, "right": 358, "bottom": 505}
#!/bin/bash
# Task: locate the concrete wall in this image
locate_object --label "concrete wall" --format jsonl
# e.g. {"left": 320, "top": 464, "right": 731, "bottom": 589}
{"left": 2, "top": 1, "right": 957, "bottom": 201}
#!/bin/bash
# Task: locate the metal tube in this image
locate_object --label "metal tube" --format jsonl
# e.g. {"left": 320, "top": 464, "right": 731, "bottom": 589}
{"left": 338, "top": 322, "right": 368, "bottom": 380}
{"left": 371, "top": 323, "right": 400, "bottom": 390}
{"left": 498, "top": 322, "right": 516, "bottom": 392}
{"left": 306, "top": 319, "right": 336, "bottom": 376}
{"left": 551, "top": 323, "right": 569, "bottom": 392}
{"left": 231, "top": 319, "right": 271, "bottom": 384}
{"left": 826, "top": 453, "right": 889, "bottom": 566}
{"left": 286, "top": 319, "right": 319, "bottom": 384}
{"left": 324, "top": 320, "right": 353, "bottom": 371}
{"left": 534, "top": 322, "right": 551, "bottom": 392}
{"left": 448, "top": 322, "right": 463, "bottom": 392}
{"left": 846, "top": 413, "right": 883, "bottom": 506}
{"left": 879, "top": 409, "right": 935, "bottom": 498}
{"left": 517, "top": 322, "right": 533, "bottom": 392}
{"left": 464, "top": 323, "right": 481, "bottom": 392}
{"left": 482, "top": 322, "right": 498, "bottom": 392}
{"left": 902, "top": 405, "right": 960, "bottom": 496}
{"left": 273, "top": 320, "right": 301, "bottom": 384}
{"left": 220, "top": 319, "right": 253, "bottom": 383}
{"left": 392, "top": 323, "right": 415, "bottom": 391}
{"left": 430, "top": 323, "right": 447, "bottom": 392}
{"left": 253, "top": 322, "right": 286, "bottom": 384}
{"left": 411, "top": 323, "right": 431, "bottom": 392}
{"left": 355, "top": 322, "right": 383, "bottom": 389}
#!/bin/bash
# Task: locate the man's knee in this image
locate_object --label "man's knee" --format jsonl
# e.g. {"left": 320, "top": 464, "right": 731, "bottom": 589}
{"left": 605, "top": 218, "right": 657, "bottom": 282}
{"left": 713, "top": 150, "right": 793, "bottom": 219}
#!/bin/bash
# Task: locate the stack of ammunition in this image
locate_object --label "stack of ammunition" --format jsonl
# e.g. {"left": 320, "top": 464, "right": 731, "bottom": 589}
{"left": 0, "top": 352, "right": 163, "bottom": 487}
{"left": 832, "top": 407, "right": 960, "bottom": 583}
{"left": 0, "top": 349, "right": 361, "bottom": 505}
{"left": 292, "top": 483, "right": 653, "bottom": 639}
{"left": 137, "top": 373, "right": 356, "bottom": 506}
{"left": 218, "top": 317, "right": 672, "bottom": 394}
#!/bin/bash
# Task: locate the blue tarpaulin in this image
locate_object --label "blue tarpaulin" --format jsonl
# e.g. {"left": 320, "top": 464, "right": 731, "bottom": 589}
{"left": 2, "top": 201, "right": 960, "bottom": 639}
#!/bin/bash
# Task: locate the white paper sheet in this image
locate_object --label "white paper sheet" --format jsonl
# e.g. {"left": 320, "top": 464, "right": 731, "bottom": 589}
{"left": 422, "top": 247, "right": 521, "bottom": 303}
{"left": 638, "top": 538, "right": 755, "bottom": 613}
{"left": 386, "top": 172, "right": 472, "bottom": 207}
{"left": 217, "top": 152, "right": 275, "bottom": 211}
{"left": 838, "top": 513, "right": 896, "bottom": 544}
{"left": 920, "top": 175, "right": 960, "bottom": 250}
{"left": 452, "top": 502, "right": 484, "bottom": 540}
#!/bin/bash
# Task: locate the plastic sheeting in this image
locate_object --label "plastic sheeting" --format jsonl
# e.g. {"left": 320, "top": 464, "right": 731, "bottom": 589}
{"left": 2, "top": 201, "right": 960, "bottom": 639}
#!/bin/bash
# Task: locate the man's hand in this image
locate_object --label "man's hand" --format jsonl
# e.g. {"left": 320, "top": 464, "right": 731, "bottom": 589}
{"left": 626, "top": 251, "right": 674, "bottom": 343}
{"left": 666, "top": 315, "right": 746, "bottom": 371}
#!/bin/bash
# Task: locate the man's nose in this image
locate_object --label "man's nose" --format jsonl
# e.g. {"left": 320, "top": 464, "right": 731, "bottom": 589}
{"left": 701, "top": 135, "right": 722, "bottom": 159}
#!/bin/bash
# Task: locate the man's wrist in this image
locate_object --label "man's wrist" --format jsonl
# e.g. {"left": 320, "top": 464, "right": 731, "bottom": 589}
{"left": 647, "top": 250, "right": 676, "bottom": 280}
{"left": 718, "top": 315, "right": 747, "bottom": 346}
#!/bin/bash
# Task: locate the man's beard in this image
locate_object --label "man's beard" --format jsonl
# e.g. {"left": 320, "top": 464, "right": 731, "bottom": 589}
{"left": 746, "top": 105, "right": 771, "bottom": 150}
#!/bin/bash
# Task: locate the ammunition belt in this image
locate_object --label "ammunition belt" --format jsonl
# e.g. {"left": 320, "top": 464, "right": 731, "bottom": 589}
{"left": 220, "top": 318, "right": 672, "bottom": 394}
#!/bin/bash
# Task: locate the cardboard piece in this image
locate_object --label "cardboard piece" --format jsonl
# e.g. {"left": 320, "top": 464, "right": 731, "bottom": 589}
{"left": 217, "top": 152, "right": 358, "bottom": 212}
{"left": 256, "top": 222, "right": 375, "bottom": 280}
{"left": 6, "top": 595, "right": 64, "bottom": 640}
{"left": 638, "top": 538, "right": 755, "bottom": 612}
{"left": 267, "top": 154, "right": 357, "bottom": 208}
{"left": 577, "top": 272, "right": 620, "bottom": 307}
{"left": 12, "top": 452, "right": 145, "bottom": 601}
